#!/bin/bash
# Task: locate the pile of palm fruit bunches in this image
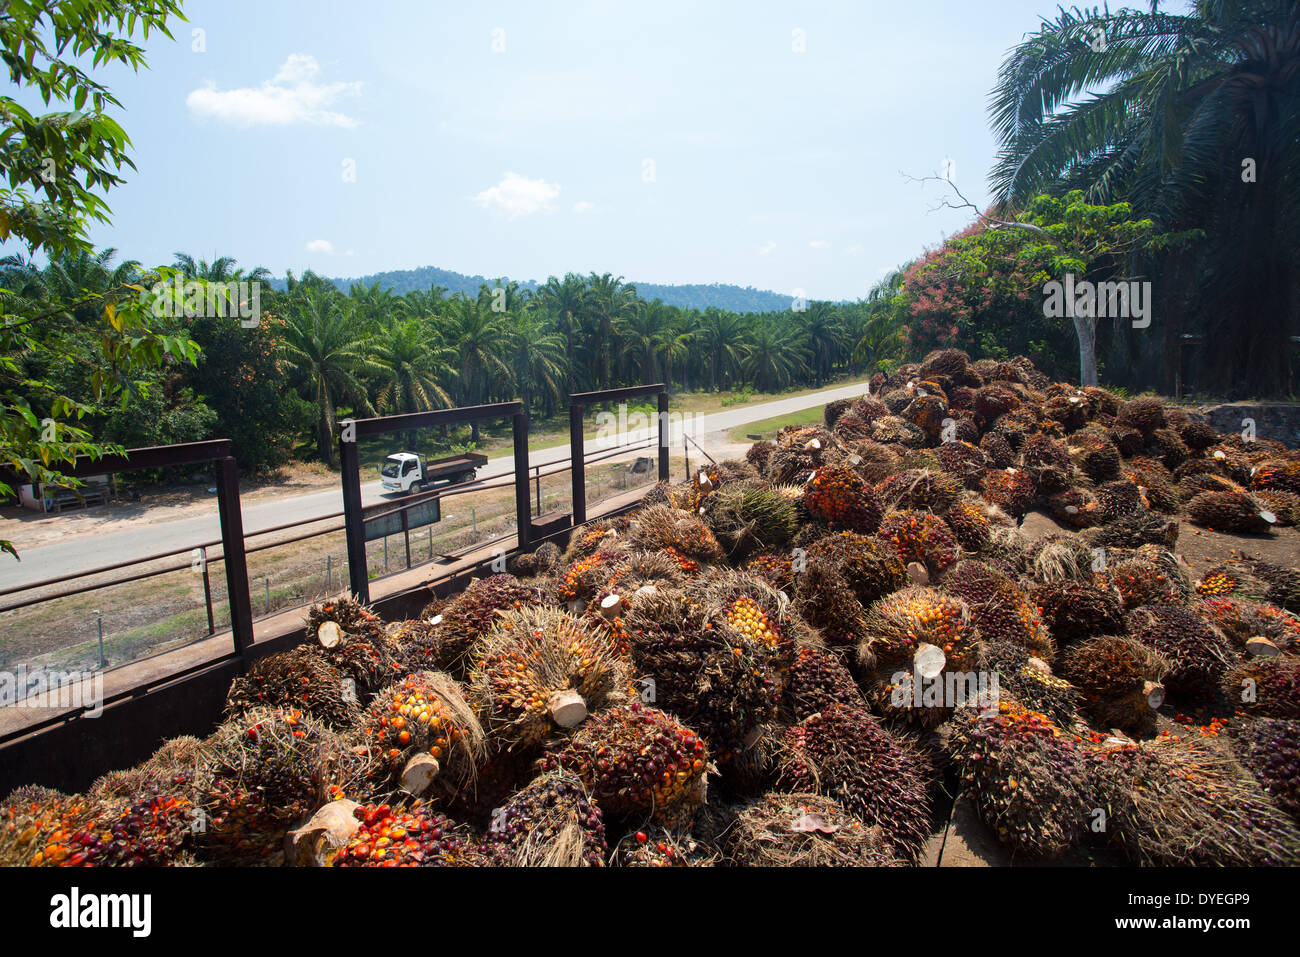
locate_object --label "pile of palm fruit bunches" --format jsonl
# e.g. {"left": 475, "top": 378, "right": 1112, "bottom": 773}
{"left": 6, "top": 349, "right": 1300, "bottom": 867}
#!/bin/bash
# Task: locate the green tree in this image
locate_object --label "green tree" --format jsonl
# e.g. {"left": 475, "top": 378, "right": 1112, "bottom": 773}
{"left": 990, "top": 0, "right": 1300, "bottom": 396}
{"left": 369, "top": 317, "right": 455, "bottom": 448}
{"left": 279, "top": 293, "right": 379, "bottom": 467}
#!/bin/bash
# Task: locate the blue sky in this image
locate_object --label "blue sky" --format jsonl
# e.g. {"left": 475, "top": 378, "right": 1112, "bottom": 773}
{"left": 19, "top": 0, "right": 1142, "bottom": 300}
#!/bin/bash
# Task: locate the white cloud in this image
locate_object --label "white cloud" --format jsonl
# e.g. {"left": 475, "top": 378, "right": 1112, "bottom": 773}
{"left": 572, "top": 200, "right": 596, "bottom": 214}
{"left": 306, "top": 239, "right": 334, "bottom": 254}
{"left": 810, "top": 240, "right": 831, "bottom": 249}
{"left": 846, "top": 243, "right": 864, "bottom": 255}
{"left": 474, "top": 172, "right": 560, "bottom": 218}
{"left": 187, "top": 54, "right": 361, "bottom": 128}
{"left": 758, "top": 240, "right": 777, "bottom": 256}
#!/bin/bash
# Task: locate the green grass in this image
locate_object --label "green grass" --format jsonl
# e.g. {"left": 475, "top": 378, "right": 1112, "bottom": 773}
{"left": 726, "top": 405, "right": 824, "bottom": 443}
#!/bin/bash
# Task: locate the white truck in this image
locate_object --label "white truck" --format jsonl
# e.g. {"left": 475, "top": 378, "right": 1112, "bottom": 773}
{"left": 379, "top": 451, "right": 488, "bottom": 494}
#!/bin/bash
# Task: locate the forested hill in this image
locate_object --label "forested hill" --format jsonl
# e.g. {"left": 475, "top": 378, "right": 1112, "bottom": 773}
{"left": 265, "top": 265, "right": 796, "bottom": 312}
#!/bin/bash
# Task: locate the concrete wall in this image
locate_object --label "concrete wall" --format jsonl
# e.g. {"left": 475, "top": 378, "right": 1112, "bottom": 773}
{"left": 1195, "top": 402, "right": 1300, "bottom": 449}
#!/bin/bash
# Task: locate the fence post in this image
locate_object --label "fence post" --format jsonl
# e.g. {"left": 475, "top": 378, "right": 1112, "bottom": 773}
{"left": 340, "top": 429, "right": 369, "bottom": 603}
{"left": 513, "top": 411, "right": 532, "bottom": 550}
{"left": 402, "top": 507, "right": 412, "bottom": 569}
{"left": 216, "top": 455, "right": 255, "bottom": 657}
{"left": 657, "top": 390, "right": 670, "bottom": 483}
{"left": 569, "top": 401, "right": 586, "bottom": 527}
{"left": 200, "top": 546, "right": 215, "bottom": 635}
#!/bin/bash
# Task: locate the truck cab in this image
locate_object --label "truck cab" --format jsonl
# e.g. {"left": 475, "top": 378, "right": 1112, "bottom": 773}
{"left": 380, "top": 453, "right": 424, "bottom": 493}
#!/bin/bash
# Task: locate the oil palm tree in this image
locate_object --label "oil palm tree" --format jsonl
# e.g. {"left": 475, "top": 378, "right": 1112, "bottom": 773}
{"left": 697, "top": 308, "right": 749, "bottom": 391}
{"left": 507, "top": 306, "right": 566, "bottom": 417}
{"left": 370, "top": 317, "right": 456, "bottom": 448}
{"left": 742, "top": 321, "right": 808, "bottom": 392}
{"left": 586, "top": 272, "right": 638, "bottom": 390}
{"left": 538, "top": 273, "right": 589, "bottom": 395}
{"left": 279, "top": 292, "right": 380, "bottom": 466}
{"left": 442, "top": 296, "right": 510, "bottom": 444}
{"left": 989, "top": 0, "right": 1300, "bottom": 396}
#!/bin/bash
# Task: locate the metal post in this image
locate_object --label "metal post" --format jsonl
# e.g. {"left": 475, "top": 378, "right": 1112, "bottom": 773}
{"left": 657, "top": 390, "right": 670, "bottom": 482}
{"left": 216, "top": 455, "right": 255, "bottom": 656}
{"left": 428, "top": 524, "right": 433, "bottom": 559}
{"left": 383, "top": 535, "right": 389, "bottom": 573}
{"left": 569, "top": 401, "right": 586, "bottom": 527}
{"left": 402, "top": 507, "right": 412, "bottom": 569}
{"left": 325, "top": 554, "right": 332, "bottom": 593}
{"left": 93, "top": 610, "right": 105, "bottom": 668}
{"left": 264, "top": 577, "right": 271, "bottom": 614}
{"left": 200, "top": 546, "right": 215, "bottom": 635}
{"left": 513, "top": 411, "right": 532, "bottom": 550}
{"left": 534, "top": 466, "right": 542, "bottom": 516}
{"left": 340, "top": 432, "right": 369, "bottom": 603}
{"left": 471, "top": 506, "right": 477, "bottom": 540}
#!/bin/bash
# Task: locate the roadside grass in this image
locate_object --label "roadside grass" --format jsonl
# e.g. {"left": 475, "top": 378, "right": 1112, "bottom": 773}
{"left": 726, "top": 405, "right": 824, "bottom": 443}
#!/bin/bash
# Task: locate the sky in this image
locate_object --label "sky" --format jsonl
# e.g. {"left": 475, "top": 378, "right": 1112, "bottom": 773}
{"left": 11, "top": 0, "right": 1145, "bottom": 301}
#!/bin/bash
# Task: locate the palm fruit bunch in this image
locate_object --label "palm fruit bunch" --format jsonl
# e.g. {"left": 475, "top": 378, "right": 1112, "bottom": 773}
{"left": 1095, "top": 479, "right": 1143, "bottom": 522}
{"left": 556, "top": 549, "right": 628, "bottom": 607}
{"left": 723, "top": 791, "right": 898, "bottom": 866}
{"left": 980, "top": 467, "right": 1036, "bottom": 518}
{"left": 484, "top": 770, "right": 606, "bottom": 866}
{"left": 870, "top": 414, "right": 926, "bottom": 448}
{"left": 1059, "top": 635, "right": 1170, "bottom": 735}
{"left": 1186, "top": 489, "right": 1277, "bottom": 533}
{"left": 224, "top": 645, "right": 358, "bottom": 729}
{"left": 0, "top": 787, "right": 103, "bottom": 867}
{"left": 980, "top": 641, "right": 1079, "bottom": 729}
{"left": 979, "top": 432, "right": 1015, "bottom": 468}
{"left": 1255, "top": 489, "right": 1300, "bottom": 525}
{"left": 876, "top": 509, "right": 958, "bottom": 578}
{"left": 859, "top": 586, "right": 978, "bottom": 674}
{"left": 80, "top": 749, "right": 201, "bottom": 867}
{"left": 1146, "top": 427, "right": 1191, "bottom": 470}
{"left": 946, "top": 702, "right": 1091, "bottom": 859}
{"left": 877, "top": 467, "right": 961, "bottom": 513}
{"left": 793, "top": 530, "right": 907, "bottom": 646}
{"left": 1224, "top": 656, "right": 1300, "bottom": 718}
{"left": 562, "top": 521, "right": 623, "bottom": 563}
{"left": 843, "top": 440, "right": 901, "bottom": 484}
{"left": 764, "top": 433, "right": 833, "bottom": 484}
{"left": 613, "top": 825, "right": 717, "bottom": 866}
{"left": 743, "top": 552, "right": 795, "bottom": 591}
{"left": 935, "top": 441, "right": 989, "bottom": 489}
{"left": 597, "top": 549, "right": 690, "bottom": 607}
{"left": 469, "top": 606, "right": 628, "bottom": 750}
{"left": 1068, "top": 429, "right": 1121, "bottom": 483}
{"left": 900, "top": 392, "right": 948, "bottom": 438}
{"left": 626, "top": 504, "right": 726, "bottom": 564}
{"left": 1085, "top": 738, "right": 1300, "bottom": 866}
{"left": 1042, "top": 488, "right": 1100, "bottom": 529}
{"left": 1031, "top": 578, "right": 1125, "bottom": 647}
{"left": 386, "top": 617, "right": 443, "bottom": 673}
{"left": 700, "top": 480, "right": 798, "bottom": 562}
{"left": 1233, "top": 719, "right": 1300, "bottom": 822}
{"left": 358, "top": 671, "right": 485, "bottom": 797}
{"left": 1085, "top": 510, "right": 1179, "bottom": 550}
{"left": 833, "top": 406, "right": 880, "bottom": 443}
{"left": 433, "top": 574, "right": 548, "bottom": 674}
{"left": 1122, "top": 456, "right": 1179, "bottom": 512}
{"left": 942, "top": 560, "right": 1053, "bottom": 660}
{"left": 1168, "top": 409, "right": 1218, "bottom": 451}
{"left": 803, "top": 464, "right": 883, "bottom": 532}
{"left": 541, "top": 703, "right": 708, "bottom": 827}
{"left": 1017, "top": 434, "right": 1073, "bottom": 494}
{"left": 1024, "top": 535, "right": 1094, "bottom": 584}
{"left": 622, "top": 587, "right": 781, "bottom": 759}
{"left": 696, "top": 569, "right": 801, "bottom": 667}
{"left": 1198, "top": 595, "right": 1300, "bottom": 651}
{"left": 1109, "top": 556, "right": 1184, "bottom": 610}
{"left": 973, "top": 383, "right": 1021, "bottom": 422}
{"left": 1196, "top": 557, "right": 1300, "bottom": 613}
{"left": 1116, "top": 396, "right": 1166, "bottom": 437}
{"left": 193, "top": 708, "right": 341, "bottom": 865}
{"left": 332, "top": 801, "right": 480, "bottom": 867}
{"left": 509, "top": 540, "right": 562, "bottom": 579}
{"left": 773, "top": 705, "right": 932, "bottom": 861}
{"left": 1125, "top": 604, "right": 1232, "bottom": 702}
{"left": 942, "top": 496, "right": 995, "bottom": 551}
{"left": 306, "top": 596, "right": 385, "bottom": 647}
{"left": 783, "top": 646, "right": 865, "bottom": 722}
{"left": 1252, "top": 457, "right": 1300, "bottom": 495}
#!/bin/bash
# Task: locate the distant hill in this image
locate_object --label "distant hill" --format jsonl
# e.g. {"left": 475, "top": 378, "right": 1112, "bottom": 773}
{"left": 266, "top": 265, "right": 797, "bottom": 312}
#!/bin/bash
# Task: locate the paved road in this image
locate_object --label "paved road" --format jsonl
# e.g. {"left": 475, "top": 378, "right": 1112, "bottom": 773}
{"left": 0, "top": 380, "right": 871, "bottom": 590}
